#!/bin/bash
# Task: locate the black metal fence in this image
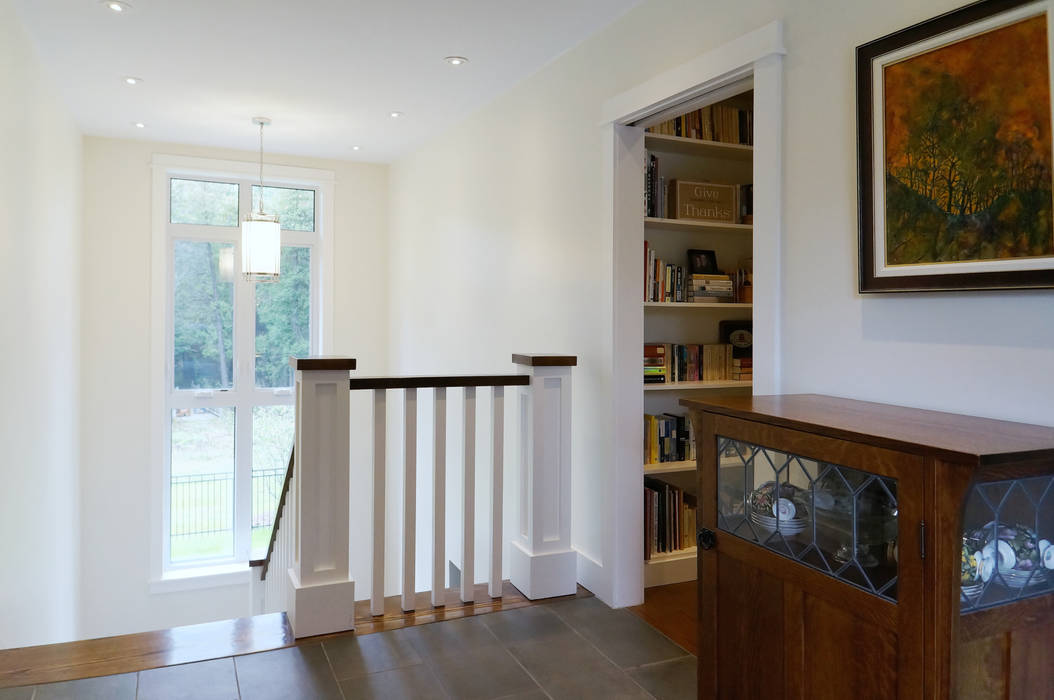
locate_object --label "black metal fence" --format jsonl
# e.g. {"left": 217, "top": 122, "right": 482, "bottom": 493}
{"left": 170, "top": 467, "right": 285, "bottom": 538}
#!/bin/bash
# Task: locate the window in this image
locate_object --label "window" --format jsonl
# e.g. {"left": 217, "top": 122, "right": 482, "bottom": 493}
{"left": 162, "top": 170, "right": 322, "bottom": 570}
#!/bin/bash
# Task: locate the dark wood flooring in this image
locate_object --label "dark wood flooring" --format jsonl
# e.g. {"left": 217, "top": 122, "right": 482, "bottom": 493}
{"left": 0, "top": 581, "right": 591, "bottom": 688}
{"left": 627, "top": 581, "right": 698, "bottom": 655}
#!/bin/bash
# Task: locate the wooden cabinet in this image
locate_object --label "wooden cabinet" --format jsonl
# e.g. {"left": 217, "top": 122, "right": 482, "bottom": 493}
{"left": 682, "top": 394, "right": 1054, "bottom": 699}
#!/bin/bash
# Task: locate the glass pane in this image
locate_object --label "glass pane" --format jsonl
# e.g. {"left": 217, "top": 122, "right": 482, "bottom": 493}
{"left": 170, "top": 179, "right": 239, "bottom": 226}
{"left": 960, "top": 475, "right": 1054, "bottom": 613}
{"left": 252, "top": 405, "right": 294, "bottom": 558}
{"left": 252, "top": 185, "right": 315, "bottom": 232}
{"left": 717, "top": 439, "right": 755, "bottom": 541}
{"left": 170, "top": 407, "right": 235, "bottom": 562}
{"left": 174, "top": 241, "right": 234, "bottom": 390}
{"left": 717, "top": 435, "right": 900, "bottom": 603}
{"left": 255, "top": 246, "right": 311, "bottom": 388}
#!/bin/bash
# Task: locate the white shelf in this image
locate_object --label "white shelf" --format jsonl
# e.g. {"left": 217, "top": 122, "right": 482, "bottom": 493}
{"left": 644, "top": 461, "right": 696, "bottom": 475}
{"left": 644, "top": 302, "right": 751, "bottom": 309}
{"left": 644, "top": 132, "right": 753, "bottom": 160}
{"left": 647, "top": 546, "right": 698, "bottom": 564}
{"left": 644, "top": 380, "right": 752, "bottom": 392}
{"left": 644, "top": 546, "right": 698, "bottom": 588}
{"left": 644, "top": 217, "right": 752, "bottom": 235}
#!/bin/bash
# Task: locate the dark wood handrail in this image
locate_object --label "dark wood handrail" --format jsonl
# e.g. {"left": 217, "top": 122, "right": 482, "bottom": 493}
{"left": 349, "top": 375, "right": 530, "bottom": 390}
{"left": 249, "top": 447, "right": 294, "bottom": 580}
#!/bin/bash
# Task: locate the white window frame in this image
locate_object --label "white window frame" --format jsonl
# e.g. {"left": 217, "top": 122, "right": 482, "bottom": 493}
{"left": 149, "top": 154, "right": 335, "bottom": 588}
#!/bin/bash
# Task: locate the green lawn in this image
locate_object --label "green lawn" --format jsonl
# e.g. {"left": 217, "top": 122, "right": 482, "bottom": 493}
{"left": 170, "top": 526, "right": 274, "bottom": 562}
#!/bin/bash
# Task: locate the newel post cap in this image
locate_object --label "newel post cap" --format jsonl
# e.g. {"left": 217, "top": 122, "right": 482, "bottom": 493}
{"left": 511, "top": 354, "right": 577, "bottom": 367}
{"left": 289, "top": 356, "right": 357, "bottom": 371}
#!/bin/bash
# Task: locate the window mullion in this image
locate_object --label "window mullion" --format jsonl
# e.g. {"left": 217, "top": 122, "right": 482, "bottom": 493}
{"left": 233, "top": 207, "right": 254, "bottom": 562}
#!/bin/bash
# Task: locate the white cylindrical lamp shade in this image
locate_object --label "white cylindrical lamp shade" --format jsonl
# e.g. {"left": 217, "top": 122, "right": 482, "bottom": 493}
{"left": 241, "top": 214, "right": 281, "bottom": 282}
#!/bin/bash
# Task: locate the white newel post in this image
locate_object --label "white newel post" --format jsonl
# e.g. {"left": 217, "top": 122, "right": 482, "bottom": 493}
{"left": 509, "top": 354, "right": 577, "bottom": 599}
{"left": 287, "top": 357, "right": 357, "bottom": 638}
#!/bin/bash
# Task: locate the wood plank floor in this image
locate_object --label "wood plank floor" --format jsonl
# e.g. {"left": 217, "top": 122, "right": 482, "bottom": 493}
{"left": 627, "top": 581, "right": 698, "bottom": 655}
{"left": 0, "top": 582, "right": 591, "bottom": 688}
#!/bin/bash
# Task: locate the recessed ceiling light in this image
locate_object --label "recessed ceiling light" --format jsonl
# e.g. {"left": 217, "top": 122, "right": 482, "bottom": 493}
{"left": 351, "top": 145, "right": 361, "bottom": 151}
{"left": 124, "top": 76, "right": 142, "bottom": 85}
{"left": 134, "top": 122, "right": 146, "bottom": 129}
{"left": 390, "top": 111, "right": 403, "bottom": 118}
{"left": 102, "top": 0, "right": 131, "bottom": 12}
{"left": 444, "top": 56, "right": 469, "bottom": 66}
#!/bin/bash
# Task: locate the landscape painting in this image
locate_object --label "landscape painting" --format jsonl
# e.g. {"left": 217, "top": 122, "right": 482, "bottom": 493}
{"left": 857, "top": 0, "right": 1054, "bottom": 291}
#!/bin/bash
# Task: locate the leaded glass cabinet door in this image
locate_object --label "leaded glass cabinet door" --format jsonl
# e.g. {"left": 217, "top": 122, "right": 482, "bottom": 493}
{"left": 955, "top": 471, "right": 1054, "bottom": 699}
{"left": 696, "top": 413, "right": 924, "bottom": 700}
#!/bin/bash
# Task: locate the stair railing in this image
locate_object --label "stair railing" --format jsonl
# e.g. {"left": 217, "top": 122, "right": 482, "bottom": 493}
{"left": 251, "top": 354, "right": 577, "bottom": 637}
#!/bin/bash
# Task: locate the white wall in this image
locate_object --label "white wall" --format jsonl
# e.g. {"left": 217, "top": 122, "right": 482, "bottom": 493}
{"left": 0, "top": 0, "right": 83, "bottom": 648}
{"left": 79, "top": 137, "right": 388, "bottom": 639}
{"left": 388, "top": 0, "right": 1054, "bottom": 606}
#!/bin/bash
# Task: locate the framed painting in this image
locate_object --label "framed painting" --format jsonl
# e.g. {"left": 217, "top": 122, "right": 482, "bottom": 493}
{"left": 858, "top": 0, "right": 1054, "bottom": 291}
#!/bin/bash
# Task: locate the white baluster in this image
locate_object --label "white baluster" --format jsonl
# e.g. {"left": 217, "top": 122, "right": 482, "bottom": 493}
{"left": 461, "top": 386, "right": 476, "bottom": 603}
{"left": 371, "top": 388, "right": 386, "bottom": 616}
{"left": 402, "top": 388, "right": 417, "bottom": 612}
{"left": 432, "top": 388, "right": 447, "bottom": 607}
{"left": 490, "top": 386, "right": 504, "bottom": 598}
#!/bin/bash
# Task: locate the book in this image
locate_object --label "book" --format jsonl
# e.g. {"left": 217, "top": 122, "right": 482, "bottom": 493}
{"left": 643, "top": 476, "right": 698, "bottom": 557}
{"left": 718, "top": 320, "right": 753, "bottom": 359}
{"left": 643, "top": 343, "right": 668, "bottom": 384}
{"left": 645, "top": 100, "right": 752, "bottom": 146}
{"left": 738, "top": 184, "right": 753, "bottom": 223}
{"left": 645, "top": 342, "right": 732, "bottom": 382}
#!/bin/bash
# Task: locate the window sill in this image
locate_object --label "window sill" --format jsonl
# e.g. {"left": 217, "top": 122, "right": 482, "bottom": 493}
{"left": 150, "top": 562, "right": 252, "bottom": 594}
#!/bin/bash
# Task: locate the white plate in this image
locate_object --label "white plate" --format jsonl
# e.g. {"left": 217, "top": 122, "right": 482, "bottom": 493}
{"left": 751, "top": 512, "right": 808, "bottom": 534}
{"left": 998, "top": 568, "right": 1047, "bottom": 589}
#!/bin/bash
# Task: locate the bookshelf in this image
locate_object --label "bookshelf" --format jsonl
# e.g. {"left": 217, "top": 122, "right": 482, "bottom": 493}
{"left": 644, "top": 132, "right": 752, "bottom": 160}
{"left": 643, "top": 217, "right": 751, "bottom": 235}
{"left": 643, "top": 379, "right": 752, "bottom": 391}
{"left": 644, "top": 546, "right": 698, "bottom": 588}
{"left": 640, "top": 91, "right": 754, "bottom": 588}
{"left": 643, "top": 302, "right": 752, "bottom": 310}
{"left": 644, "top": 461, "right": 695, "bottom": 475}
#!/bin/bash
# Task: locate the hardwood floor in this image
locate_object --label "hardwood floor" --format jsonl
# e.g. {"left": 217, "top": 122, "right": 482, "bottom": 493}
{"left": 0, "top": 582, "right": 592, "bottom": 689}
{"left": 0, "top": 613, "right": 293, "bottom": 689}
{"left": 627, "top": 581, "right": 698, "bottom": 655}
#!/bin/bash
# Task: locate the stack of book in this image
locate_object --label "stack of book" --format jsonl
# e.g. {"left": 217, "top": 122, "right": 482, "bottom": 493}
{"left": 688, "top": 273, "right": 733, "bottom": 303}
{"left": 644, "top": 478, "right": 698, "bottom": 558}
{"left": 644, "top": 344, "right": 667, "bottom": 384}
{"left": 643, "top": 343, "right": 735, "bottom": 383}
{"left": 644, "top": 250, "right": 754, "bottom": 304}
{"left": 645, "top": 102, "right": 754, "bottom": 146}
{"left": 732, "top": 358, "right": 752, "bottom": 382}
{"left": 644, "top": 244, "right": 687, "bottom": 302}
{"left": 644, "top": 413, "right": 695, "bottom": 464}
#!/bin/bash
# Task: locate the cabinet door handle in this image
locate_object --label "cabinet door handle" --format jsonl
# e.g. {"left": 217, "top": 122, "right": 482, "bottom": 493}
{"left": 697, "top": 528, "right": 717, "bottom": 550}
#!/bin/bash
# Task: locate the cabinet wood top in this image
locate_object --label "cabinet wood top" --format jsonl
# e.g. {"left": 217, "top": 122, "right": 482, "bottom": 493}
{"left": 680, "top": 393, "right": 1054, "bottom": 466}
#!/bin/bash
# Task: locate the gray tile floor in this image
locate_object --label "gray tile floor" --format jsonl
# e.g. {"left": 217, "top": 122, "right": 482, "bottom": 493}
{"left": 0, "top": 597, "right": 696, "bottom": 700}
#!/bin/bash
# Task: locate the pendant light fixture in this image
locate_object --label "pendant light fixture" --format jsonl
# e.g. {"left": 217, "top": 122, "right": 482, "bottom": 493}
{"left": 242, "top": 117, "right": 281, "bottom": 282}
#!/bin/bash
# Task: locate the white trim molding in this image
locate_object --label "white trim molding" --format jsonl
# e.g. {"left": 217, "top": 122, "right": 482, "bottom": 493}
{"left": 151, "top": 154, "right": 336, "bottom": 184}
{"left": 602, "top": 20, "right": 786, "bottom": 608}
{"left": 600, "top": 20, "right": 785, "bottom": 125}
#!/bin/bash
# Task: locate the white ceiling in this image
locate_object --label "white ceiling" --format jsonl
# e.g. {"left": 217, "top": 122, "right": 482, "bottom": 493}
{"left": 13, "top": 0, "right": 642, "bottom": 162}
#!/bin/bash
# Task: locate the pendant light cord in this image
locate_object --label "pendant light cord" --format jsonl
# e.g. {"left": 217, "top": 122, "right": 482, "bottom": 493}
{"left": 258, "top": 122, "right": 265, "bottom": 215}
